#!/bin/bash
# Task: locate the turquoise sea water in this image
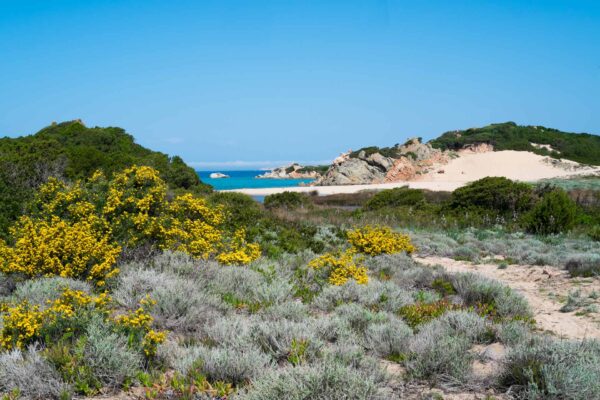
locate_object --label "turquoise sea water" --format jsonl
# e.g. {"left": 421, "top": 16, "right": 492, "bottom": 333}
{"left": 197, "top": 170, "right": 315, "bottom": 191}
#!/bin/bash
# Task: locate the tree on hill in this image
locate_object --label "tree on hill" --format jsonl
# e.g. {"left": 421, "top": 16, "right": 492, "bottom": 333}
{"left": 0, "top": 120, "right": 211, "bottom": 236}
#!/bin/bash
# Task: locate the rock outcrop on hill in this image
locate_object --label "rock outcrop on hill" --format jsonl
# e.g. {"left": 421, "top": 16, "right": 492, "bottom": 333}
{"left": 256, "top": 163, "right": 323, "bottom": 179}
{"left": 314, "top": 138, "right": 451, "bottom": 185}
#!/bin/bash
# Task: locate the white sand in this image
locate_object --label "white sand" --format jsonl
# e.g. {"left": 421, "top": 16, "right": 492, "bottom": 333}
{"left": 225, "top": 151, "right": 599, "bottom": 196}
{"left": 425, "top": 150, "right": 596, "bottom": 182}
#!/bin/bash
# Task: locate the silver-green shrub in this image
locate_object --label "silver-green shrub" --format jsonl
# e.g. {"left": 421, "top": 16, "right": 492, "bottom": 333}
{"left": 0, "top": 346, "right": 71, "bottom": 399}
{"left": 11, "top": 277, "right": 91, "bottom": 308}
{"left": 237, "top": 359, "right": 389, "bottom": 400}
{"left": 83, "top": 317, "right": 143, "bottom": 388}
{"left": 500, "top": 337, "right": 600, "bottom": 399}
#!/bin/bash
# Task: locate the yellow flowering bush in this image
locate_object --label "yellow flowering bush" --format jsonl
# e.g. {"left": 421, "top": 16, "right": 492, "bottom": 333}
{"left": 45, "top": 288, "right": 111, "bottom": 320}
{"left": 347, "top": 225, "right": 416, "bottom": 256}
{"left": 309, "top": 250, "right": 368, "bottom": 286}
{"left": 216, "top": 228, "right": 261, "bottom": 265}
{"left": 142, "top": 330, "right": 167, "bottom": 357}
{"left": 0, "top": 215, "right": 121, "bottom": 286}
{"left": 162, "top": 193, "right": 225, "bottom": 258}
{"left": 1, "top": 165, "right": 260, "bottom": 292}
{"left": 114, "top": 296, "right": 166, "bottom": 357}
{"left": 0, "top": 301, "right": 44, "bottom": 350}
{"left": 102, "top": 165, "right": 169, "bottom": 247}
{"left": 0, "top": 288, "right": 166, "bottom": 358}
{"left": 101, "top": 166, "right": 260, "bottom": 263}
{"left": 0, "top": 288, "right": 111, "bottom": 350}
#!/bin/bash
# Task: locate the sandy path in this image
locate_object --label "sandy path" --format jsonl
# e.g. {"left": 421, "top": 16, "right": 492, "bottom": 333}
{"left": 416, "top": 256, "right": 600, "bottom": 340}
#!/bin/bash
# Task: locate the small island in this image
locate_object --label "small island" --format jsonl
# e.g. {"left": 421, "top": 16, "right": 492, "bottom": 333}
{"left": 209, "top": 172, "right": 230, "bottom": 179}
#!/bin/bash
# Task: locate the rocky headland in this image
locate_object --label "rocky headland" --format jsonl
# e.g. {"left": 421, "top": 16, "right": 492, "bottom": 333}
{"left": 314, "top": 138, "right": 455, "bottom": 185}
{"left": 256, "top": 163, "right": 325, "bottom": 179}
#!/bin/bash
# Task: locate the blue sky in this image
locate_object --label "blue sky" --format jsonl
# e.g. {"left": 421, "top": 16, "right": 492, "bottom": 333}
{"left": 1, "top": 1, "right": 599, "bottom": 169}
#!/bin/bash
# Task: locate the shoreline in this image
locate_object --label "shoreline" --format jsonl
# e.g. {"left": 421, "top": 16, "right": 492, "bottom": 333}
{"left": 221, "top": 181, "right": 466, "bottom": 196}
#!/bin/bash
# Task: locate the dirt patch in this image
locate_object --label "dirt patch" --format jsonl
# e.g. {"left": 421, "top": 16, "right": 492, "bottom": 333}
{"left": 416, "top": 256, "right": 600, "bottom": 340}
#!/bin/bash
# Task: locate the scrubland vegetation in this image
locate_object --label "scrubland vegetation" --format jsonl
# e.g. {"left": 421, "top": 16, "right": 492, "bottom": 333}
{"left": 1, "top": 138, "right": 600, "bottom": 399}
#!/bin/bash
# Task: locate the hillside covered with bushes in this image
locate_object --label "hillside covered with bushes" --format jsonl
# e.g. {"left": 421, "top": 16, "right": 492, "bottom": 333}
{"left": 430, "top": 122, "right": 600, "bottom": 165}
{"left": 0, "top": 121, "right": 210, "bottom": 234}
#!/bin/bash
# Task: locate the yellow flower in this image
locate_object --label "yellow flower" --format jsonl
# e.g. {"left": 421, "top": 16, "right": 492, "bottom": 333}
{"left": 142, "top": 330, "right": 167, "bottom": 356}
{"left": 309, "top": 249, "right": 368, "bottom": 286}
{"left": 347, "top": 225, "right": 416, "bottom": 256}
{"left": 0, "top": 215, "right": 121, "bottom": 286}
{"left": 0, "top": 302, "right": 44, "bottom": 350}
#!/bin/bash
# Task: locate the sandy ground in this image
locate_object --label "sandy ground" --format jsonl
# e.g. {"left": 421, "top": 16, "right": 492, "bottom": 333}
{"left": 426, "top": 150, "right": 597, "bottom": 183}
{"left": 226, "top": 151, "right": 598, "bottom": 196}
{"left": 416, "top": 256, "right": 600, "bottom": 340}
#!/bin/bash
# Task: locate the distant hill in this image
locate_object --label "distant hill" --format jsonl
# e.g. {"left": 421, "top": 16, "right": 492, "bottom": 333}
{"left": 0, "top": 120, "right": 211, "bottom": 233}
{"left": 315, "top": 122, "right": 600, "bottom": 186}
{"left": 429, "top": 122, "right": 600, "bottom": 166}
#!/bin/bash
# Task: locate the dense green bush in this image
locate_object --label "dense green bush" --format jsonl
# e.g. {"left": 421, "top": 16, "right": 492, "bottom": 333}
{"left": 349, "top": 145, "right": 400, "bottom": 159}
{"left": 588, "top": 225, "right": 600, "bottom": 241}
{"left": 524, "top": 189, "right": 577, "bottom": 234}
{"left": 264, "top": 191, "right": 310, "bottom": 210}
{"left": 364, "top": 187, "right": 426, "bottom": 210}
{"left": 448, "top": 177, "right": 534, "bottom": 216}
{"left": 208, "top": 192, "right": 263, "bottom": 230}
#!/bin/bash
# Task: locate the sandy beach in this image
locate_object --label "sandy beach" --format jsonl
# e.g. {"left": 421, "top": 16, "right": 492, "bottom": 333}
{"left": 225, "top": 151, "right": 599, "bottom": 196}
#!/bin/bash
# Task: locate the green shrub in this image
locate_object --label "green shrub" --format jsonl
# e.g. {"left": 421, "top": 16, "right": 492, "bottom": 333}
{"left": 82, "top": 317, "right": 143, "bottom": 388}
{"left": 264, "top": 192, "right": 309, "bottom": 210}
{"left": 349, "top": 145, "right": 399, "bottom": 159}
{"left": 406, "top": 323, "right": 473, "bottom": 382}
{"left": 565, "top": 254, "right": 600, "bottom": 277}
{"left": 589, "top": 225, "right": 600, "bottom": 241}
{"left": 165, "top": 343, "right": 272, "bottom": 385}
{"left": 399, "top": 300, "right": 461, "bottom": 328}
{"left": 0, "top": 347, "right": 71, "bottom": 399}
{"left": 11, "top": 277, "right": 92, "bottom": 308}
{"left": 500, "top": 337, "right": 600, "bottom": 399}
{"left": 208, "top": 191, "right": 263, "bottom": 230}
{"left": 237, "top": 359, "right": 387, "bottom": 400}
{"left": 449, "top": 177, "right": 534, "bottom": 216}
{"left": 449, "top": 272, "right": 532, "bottom": 322}
{"left": 524, "top": 189, "right": 577, "bottom": 234}
{"left": 364, "top": 187, "right": 426, "bottom": 210}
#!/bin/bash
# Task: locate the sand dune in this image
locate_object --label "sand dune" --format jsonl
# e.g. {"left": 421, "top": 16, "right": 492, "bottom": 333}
{"left": 424, "top": 150, "right": 596, "bottom": 182}
{"left": 226, "top": 151, "right": 599, "bottom": 196}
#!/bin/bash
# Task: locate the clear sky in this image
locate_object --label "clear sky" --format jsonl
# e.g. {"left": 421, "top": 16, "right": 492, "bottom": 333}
{"left": 1, "top": 1, "right": 599, "bottom": 169}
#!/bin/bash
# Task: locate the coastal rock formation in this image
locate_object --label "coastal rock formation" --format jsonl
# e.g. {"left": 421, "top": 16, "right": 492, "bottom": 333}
{"left": 256, "top": 163, "right": 323, "bottom": 179}
{"left": 315, "top": 138, "right": 451, "bottom": 185}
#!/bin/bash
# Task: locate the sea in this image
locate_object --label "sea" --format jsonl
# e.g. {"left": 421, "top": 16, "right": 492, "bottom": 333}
{"left": 197, "top": 170, "right": 315, "bottom": 191}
